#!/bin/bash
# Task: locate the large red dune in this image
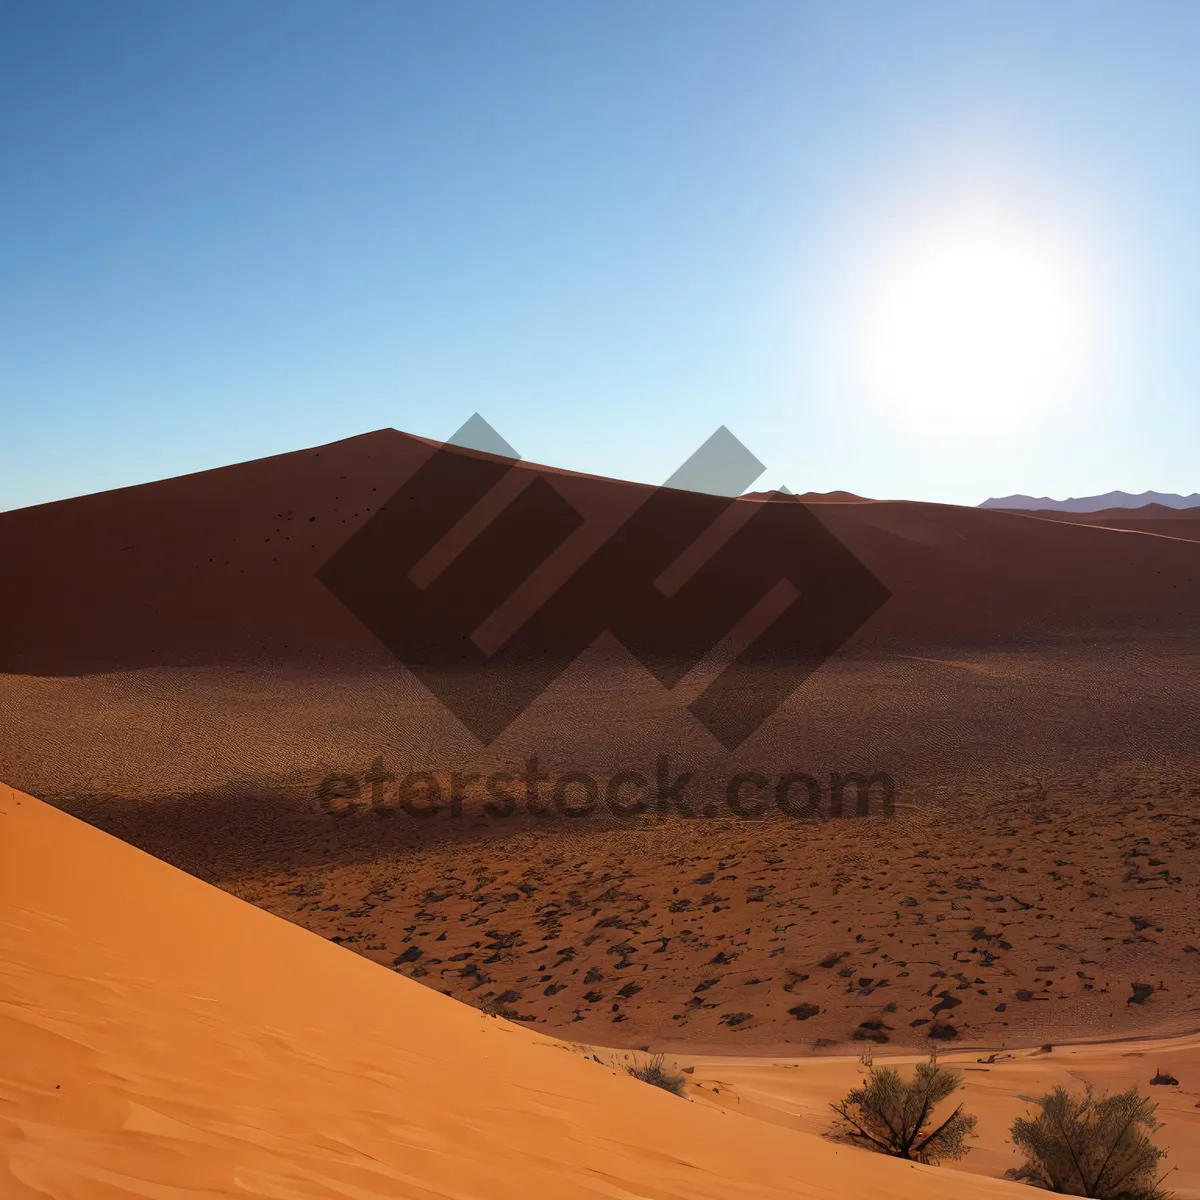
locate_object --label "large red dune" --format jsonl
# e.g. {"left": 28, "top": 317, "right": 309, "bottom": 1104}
{"left": 2, "top": 428, "right": 1200, "bottom": 676}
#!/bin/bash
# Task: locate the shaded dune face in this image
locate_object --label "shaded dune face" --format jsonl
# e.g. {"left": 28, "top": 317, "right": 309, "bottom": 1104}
{"left": 1, "top": 430, "right": 1198, "bottom": 1055}
{"left": 2, "top": 427, "right": 1200, "bottom": 677}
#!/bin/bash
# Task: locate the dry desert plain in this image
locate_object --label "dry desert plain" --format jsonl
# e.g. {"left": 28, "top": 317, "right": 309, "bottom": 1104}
{"left": 2, "top": 428, "right": 1199, "bottom": 1196}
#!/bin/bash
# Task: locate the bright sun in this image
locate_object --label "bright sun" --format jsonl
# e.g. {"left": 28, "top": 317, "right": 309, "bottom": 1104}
{"left": 861, "top": 218, "right": 1088, "bottom": 437}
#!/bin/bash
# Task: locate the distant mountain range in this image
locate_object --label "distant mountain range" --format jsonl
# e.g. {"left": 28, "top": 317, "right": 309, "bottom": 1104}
{"left": 980, "top": 490, "right": 1200, "bottom": 513}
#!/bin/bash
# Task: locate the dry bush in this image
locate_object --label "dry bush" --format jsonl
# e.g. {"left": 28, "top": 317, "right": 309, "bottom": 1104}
{"left": 627, "top": 1052, "right": 688, "bottom": 1097}
{"left": 1008, "top": 1083, "right": 1173, "bottom": 1198}
{"left": 828, "top": 1050, "right": 977, "bottom": 1163}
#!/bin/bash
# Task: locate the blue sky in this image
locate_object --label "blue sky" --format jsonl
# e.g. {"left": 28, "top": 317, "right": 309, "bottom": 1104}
{"left": 3, "top": 0, "right": 1199, "bottom": 511}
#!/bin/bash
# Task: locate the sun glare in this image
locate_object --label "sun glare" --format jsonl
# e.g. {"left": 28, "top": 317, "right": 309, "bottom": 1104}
{"left": 861, "top": 217, "right": 1088, "bottom": 438}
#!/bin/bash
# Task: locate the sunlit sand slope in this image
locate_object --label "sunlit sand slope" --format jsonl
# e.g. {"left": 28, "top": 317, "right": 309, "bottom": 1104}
{"left": 0, "top": 782, "right": 1018, "bottom": 1199}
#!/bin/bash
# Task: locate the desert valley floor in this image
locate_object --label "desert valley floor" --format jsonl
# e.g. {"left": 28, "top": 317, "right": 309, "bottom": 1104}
{"left": 3, "top": 637, "right": 1197, "bottom": 1053}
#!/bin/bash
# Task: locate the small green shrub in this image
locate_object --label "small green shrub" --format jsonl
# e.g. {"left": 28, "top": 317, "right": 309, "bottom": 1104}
{"left": 1009, "top": 1083, "right": 1173, "bottom": 1198}
{"left": 829, "top": 1050, "right": 977, "bottom": 1163}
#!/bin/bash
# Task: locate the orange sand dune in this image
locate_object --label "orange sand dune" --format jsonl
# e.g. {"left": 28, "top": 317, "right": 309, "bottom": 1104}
{"left": 0, "top": 781, "right": 1019, "bottom": 1199}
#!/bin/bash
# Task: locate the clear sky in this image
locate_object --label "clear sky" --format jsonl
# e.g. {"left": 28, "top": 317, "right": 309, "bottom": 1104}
{"left": 4, "top": 0, "right": 1199, "bottom": 511}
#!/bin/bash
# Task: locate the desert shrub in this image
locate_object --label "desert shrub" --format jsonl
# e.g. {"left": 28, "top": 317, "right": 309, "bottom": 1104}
{"left": 1008, "top": 1083, "right": 1173, "bottom": 1198}
{"left": 627, "top": 1052, "right": 688, "bottom": 1097}
{"left": 828, "top": 1050, "right": 977, "bottom": 1163}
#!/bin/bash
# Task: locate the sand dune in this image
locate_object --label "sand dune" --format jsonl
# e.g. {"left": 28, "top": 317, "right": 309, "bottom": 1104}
{"left": 999, "top": 504, "right": 1200, "bottom": 543}
{"left": 1078, "top": 503, "right": 1200, "bottom": 520}
{"left": 0, "top": 781, "right": 1023, "bottom": 1199}
{"left": 2, "top": 428, "right": 1199, "bottom": 677}
{"left": 742, "top": 488, "right": 874, "bottom": 502}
